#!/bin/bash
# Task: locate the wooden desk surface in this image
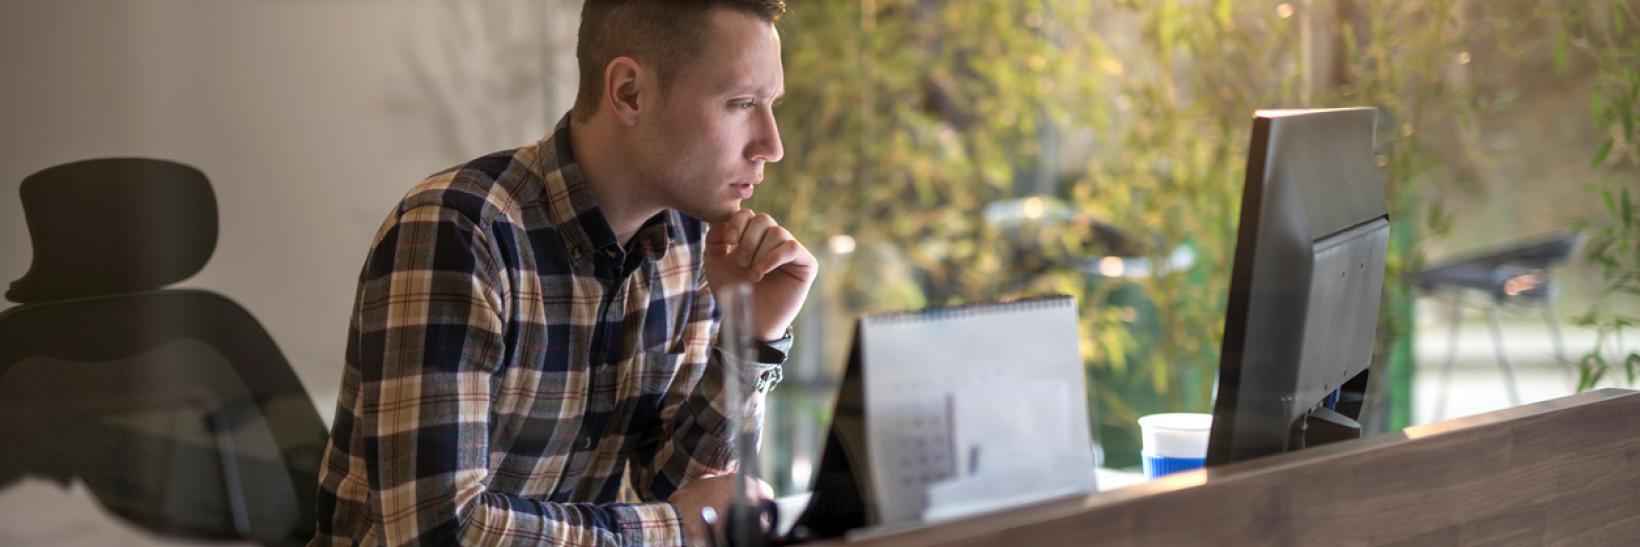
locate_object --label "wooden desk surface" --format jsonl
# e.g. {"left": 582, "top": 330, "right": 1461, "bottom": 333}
{"left": 835, "top": 388, "right": 1640, "bottom": 546}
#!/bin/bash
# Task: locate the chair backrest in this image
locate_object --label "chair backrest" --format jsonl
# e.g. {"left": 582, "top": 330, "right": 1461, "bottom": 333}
{"left": 1, "top": 158, "right": 327, "bottom": 546}
{"left": 7, "top": 158, "right": 217, "bottom": 304}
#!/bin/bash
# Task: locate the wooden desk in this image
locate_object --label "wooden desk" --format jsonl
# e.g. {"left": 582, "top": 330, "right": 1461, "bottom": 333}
{"left": 837, "top": 388, "right": 1640, "bottom": 546}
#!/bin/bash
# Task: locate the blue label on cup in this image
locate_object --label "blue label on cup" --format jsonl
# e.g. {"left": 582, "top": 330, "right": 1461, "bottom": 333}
{"left": 1142, "top": 452, "right": 1205, "bottom": 479}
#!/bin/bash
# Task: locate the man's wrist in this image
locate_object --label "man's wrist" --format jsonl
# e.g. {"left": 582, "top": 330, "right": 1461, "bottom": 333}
{"left": 669, "top": 501, "right": 705, "bottom": 547}
{"left": 754, "top": 327, "right": 793, "bottom": 364}
{"left": 756, "top": 326, "right": 788, "bottom": 343}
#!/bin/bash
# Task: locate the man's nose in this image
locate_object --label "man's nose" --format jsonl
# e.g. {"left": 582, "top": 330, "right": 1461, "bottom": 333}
{"left": 748, "top": 107, "right": 784, "bottom": 164}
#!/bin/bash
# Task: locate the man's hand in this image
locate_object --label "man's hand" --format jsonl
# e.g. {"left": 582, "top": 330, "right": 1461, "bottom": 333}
{"left": 668, "top": 474, "right": 776, "bottom": 545}
{"left": 705, "top": 209, "right": 818, "bottom": 341}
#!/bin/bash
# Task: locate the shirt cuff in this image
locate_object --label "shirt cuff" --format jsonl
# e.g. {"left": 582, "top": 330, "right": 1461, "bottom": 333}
{"left": 720, "top": 330, "right": 789, "bottom": 394}
{"left": 613, "top": 502, "right": 685, "bottom": 547}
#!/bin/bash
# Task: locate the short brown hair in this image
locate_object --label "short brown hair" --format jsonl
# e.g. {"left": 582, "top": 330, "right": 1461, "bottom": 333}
{"left": 572, "top": 0, "right": 785, "bottom": 122}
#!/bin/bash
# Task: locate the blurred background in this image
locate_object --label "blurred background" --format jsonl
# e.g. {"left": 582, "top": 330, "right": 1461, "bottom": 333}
{"left": 2, "top": 0, "right": 1635, "bottom": 503}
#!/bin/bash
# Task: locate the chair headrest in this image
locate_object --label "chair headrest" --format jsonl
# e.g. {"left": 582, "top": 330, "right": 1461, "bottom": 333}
{"left": 7, "top": 158, "right": 217, "bottom": 304}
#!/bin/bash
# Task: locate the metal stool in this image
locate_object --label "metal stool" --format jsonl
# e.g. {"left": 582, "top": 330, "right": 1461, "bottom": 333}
{"left": 1416, "top": 232, "right": 1580, "bottom": 420}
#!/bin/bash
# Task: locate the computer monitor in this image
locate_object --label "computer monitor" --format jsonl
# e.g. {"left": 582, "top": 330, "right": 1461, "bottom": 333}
{"left": 1206, "top": 107, "right": 1390, "bottom": 466}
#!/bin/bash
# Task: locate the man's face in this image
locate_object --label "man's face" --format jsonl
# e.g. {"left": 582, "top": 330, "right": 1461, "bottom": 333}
{"left": 633, "top": 8, "right": 785, "bottom": 223}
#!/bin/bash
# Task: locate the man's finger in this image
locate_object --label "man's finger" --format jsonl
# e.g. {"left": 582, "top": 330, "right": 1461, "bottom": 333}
{"left": 751, "top": 239, "right": 805, "bottom": 282}
{"left": 707, "top": 209, "right": 757, "bottom": 246}
{"left": 706, "top": 209, "right": 756, "bottom": 259}
{"left": 749, "top": 227, "right": 792, "bottom": 277}
{"left": 735, "top": 213, "right": 776, "bottom": 268}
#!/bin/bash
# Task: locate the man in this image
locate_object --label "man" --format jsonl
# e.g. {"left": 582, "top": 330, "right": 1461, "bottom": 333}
{"left": 311, "top": 1, "right": 811, "bottom": 545}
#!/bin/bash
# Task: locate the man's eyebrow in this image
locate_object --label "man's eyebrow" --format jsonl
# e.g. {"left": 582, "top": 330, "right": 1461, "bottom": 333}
{"left": 722, "top": 84, "right": 785, "bottom": 100}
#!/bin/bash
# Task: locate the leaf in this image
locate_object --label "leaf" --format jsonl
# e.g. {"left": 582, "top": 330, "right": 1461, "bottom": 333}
{"left": 1591, "top": 138, "right": 1614, "bottom": 169}
{"left": 1102, "top": 327, "right": 1128, "bottom": 374}
{"left": 1623, "top": 187, "right": 1634, "bottom": 229}
{"left": 1623, "top": 99, "right": 1637, "bottom": 142}
{"left": 1577, "top": 354, "right": 1605, "bottom": 392}
{"left": 1553, "top": 27, "right": 1569, "bottom": 72}
{"left": 1572, "top": 311, "right": 1601, "bottom": 327}
{"left": 1149, "top": 354, "right": 1170, "bottom": 394}
{"left": 1425, "top": 199, "right": 1447, "bottom": 232}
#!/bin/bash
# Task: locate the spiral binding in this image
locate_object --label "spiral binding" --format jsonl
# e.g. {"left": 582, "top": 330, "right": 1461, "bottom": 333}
{"left": 860, "top": 294, "right": 1074, "bottom": 325}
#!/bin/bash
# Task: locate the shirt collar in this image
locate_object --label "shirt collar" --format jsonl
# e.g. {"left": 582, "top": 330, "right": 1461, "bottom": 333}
{"left": 529, "top": 113, "right": 684, "bottom": 264}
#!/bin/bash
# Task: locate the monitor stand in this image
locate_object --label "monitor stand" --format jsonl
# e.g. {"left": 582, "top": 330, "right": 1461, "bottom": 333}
{"left": 1301, "top": 406, "right": 1363, "bottom": 448}
{"left": 1291, "top": 371, "right": 1369, "bottom": 450}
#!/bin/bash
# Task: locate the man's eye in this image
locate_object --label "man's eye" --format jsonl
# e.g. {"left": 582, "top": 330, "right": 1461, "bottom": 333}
{"left": 732, "top": 101, "right": 756, "bottom": 111}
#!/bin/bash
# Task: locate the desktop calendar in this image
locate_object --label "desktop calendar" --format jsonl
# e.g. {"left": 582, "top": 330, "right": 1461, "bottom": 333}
{"left": 794, "top": 296, "right": 1097, "bottom": 534}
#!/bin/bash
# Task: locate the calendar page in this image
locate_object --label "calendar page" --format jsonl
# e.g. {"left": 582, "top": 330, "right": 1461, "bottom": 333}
{"left": 857, "top": 296, "right": 1095, "bottom": 525}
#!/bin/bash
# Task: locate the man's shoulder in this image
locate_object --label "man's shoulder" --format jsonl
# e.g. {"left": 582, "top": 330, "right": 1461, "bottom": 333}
{"left": 395, "top": 148, "right": 542, "bottom": 228}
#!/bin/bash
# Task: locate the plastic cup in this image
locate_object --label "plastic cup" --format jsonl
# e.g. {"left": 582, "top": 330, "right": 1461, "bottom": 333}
{"left": 1137, "top": 413, "right": 1212, "bottom": 479}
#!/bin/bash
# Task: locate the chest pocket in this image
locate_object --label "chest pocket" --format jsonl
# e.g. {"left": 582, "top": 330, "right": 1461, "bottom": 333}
{"left": 638, "top": 284, "right": 694, "bottom": 355}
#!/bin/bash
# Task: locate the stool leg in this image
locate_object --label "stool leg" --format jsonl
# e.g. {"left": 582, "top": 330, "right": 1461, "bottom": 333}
{"left": 1434, "top": 293, "right": 1464, "bottom": 421}
{"left": 1542, "top": 291, "right": 1572, "bottom": 390}
{"left": 1486, "top": 301, "right": 1522, "bottom": 406}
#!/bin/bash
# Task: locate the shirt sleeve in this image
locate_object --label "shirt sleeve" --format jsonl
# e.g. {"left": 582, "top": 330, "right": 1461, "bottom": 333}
{"left": 350, "top": 204, "right": 684, "bottom": 547}
{"left": 629, "top": 275, "right": 785, "bottom": 502}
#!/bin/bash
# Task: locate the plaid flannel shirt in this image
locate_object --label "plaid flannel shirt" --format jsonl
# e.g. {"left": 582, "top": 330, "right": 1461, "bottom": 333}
{"left": 311, "top": 114, "right": 784, "bottom": 546}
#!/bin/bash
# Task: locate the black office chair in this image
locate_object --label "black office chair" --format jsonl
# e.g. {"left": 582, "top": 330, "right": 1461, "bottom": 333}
{"left": 0, "top": 158, "right": 327, "bottom": 546}
{"left": 1415, "top": 231, "right": 1581, "bottom": 419}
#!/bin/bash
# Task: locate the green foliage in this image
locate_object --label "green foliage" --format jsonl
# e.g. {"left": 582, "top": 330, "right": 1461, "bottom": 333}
{"left": 1553, "top": 0, "right": 1640, "bottom": 390}
{"left": 1067, "top": 0, "right": 1300, "bottom": 429}
{"left": 763, "top": 0, "right": 1111, "bottom": 310}
{"left": 761, "top": 0, "right": 1546, "bottom": 468}
{"left": 1065, "top": 0, "right": 1491, "bottom": 434}
{"left": 1331, "top": 0, "right": 1498, "bottom": 427}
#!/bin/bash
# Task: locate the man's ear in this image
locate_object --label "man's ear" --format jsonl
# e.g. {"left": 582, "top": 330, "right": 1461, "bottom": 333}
{"left": 604, "top": 57, "right": 645, "bottom": 126}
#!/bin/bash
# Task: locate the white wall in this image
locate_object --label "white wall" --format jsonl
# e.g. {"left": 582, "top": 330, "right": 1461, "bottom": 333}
{"left": 0, "top": 0, "right": 583, "bottom": 425}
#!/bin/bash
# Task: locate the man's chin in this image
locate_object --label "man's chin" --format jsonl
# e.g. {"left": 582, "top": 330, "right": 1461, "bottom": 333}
{"left": 678, "top": 202, "right": 741, "bottom": 224}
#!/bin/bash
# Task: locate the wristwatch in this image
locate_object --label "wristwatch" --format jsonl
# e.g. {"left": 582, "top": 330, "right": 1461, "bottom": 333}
{"left": 749, "top": 327, "right": 791, "bottom": 393}
{"left": 755, "top": 327, "right": 794, "bottom": 364}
